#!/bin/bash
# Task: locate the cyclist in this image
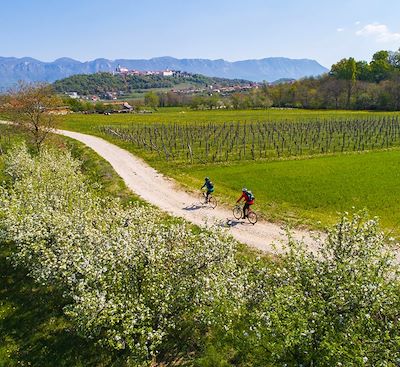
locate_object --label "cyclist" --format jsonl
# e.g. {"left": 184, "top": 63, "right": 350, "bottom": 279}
{"left": 236, "top": 188, "right": 255, "bottom": 219}
{"left": 201, "top": 177, "right": 214, "bottom": 203}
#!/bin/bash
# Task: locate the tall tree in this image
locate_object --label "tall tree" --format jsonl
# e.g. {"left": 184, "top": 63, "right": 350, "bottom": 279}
{"left": 370, "top": 50, "right": 392, "bottom": 83}
{"left": 1, "top": 83, "right": 61, "bottom": 152}
{"left": 331, "top": 58, "right": 357, "bottom": 107}
{"left": 144, "top": 91, "right": 159, "bottom": 109}
{"left": 356, "top": 61, "right": 372, "bottom": 81}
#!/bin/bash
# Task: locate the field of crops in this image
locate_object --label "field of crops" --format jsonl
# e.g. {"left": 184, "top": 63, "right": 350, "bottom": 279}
{"left": 99, "top": 116, "right": 400, "bottom": 163}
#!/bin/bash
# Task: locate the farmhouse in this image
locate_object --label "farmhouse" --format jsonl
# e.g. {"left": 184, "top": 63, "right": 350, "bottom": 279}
{"left": 101, "top": 101, "right": 133, "bottom": 113}
{"left": 121, "top": 102, "right": 133, "bottom": 112}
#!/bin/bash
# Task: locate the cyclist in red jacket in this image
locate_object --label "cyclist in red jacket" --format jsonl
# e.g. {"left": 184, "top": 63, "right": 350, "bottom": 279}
{"left": 236, "top": 188, "right": 255, "bottom": 219}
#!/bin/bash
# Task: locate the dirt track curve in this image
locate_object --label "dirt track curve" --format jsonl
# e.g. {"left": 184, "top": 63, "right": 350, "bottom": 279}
{"left": 58, "top": 130, "right": 318, "bottom": 254}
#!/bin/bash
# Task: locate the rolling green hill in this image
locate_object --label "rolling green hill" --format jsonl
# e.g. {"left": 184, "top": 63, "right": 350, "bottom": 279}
{"left": 53, "top": 72, "right": 252, "bottom": 96}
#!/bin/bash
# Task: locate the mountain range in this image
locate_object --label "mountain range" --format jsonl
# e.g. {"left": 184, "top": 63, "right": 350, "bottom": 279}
{"left": 0, "top": 56, "right": 328, "bottom": 89}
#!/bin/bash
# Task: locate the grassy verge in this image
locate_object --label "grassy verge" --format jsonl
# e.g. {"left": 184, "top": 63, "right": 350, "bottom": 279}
{"left": 61, "top": 136, "right": 139, "bottom": 205}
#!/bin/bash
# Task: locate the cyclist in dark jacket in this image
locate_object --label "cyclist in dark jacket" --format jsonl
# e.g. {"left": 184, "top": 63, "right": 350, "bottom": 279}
{"left": 236, "top": 188, "right": 254, "bottom": 219}
{"left": 201, "top": 177, "right": 214, "bottom": 202}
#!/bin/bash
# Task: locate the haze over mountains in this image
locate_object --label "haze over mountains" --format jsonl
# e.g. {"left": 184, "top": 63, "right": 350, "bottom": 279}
{"left": 0, "top": 56, "right": 328, "bottom": 89}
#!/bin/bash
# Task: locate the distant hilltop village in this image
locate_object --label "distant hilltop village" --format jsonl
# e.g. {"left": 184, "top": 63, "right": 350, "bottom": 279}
{"left": 59, "top": 65, "right": 260, "bottom": 104}
{"left": 115, "top": 65, "right": 181, "bottom": 77}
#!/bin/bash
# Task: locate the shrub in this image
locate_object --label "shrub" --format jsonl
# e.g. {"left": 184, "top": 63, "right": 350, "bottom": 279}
{"left": 227, "top": 212, "right": 400, "bottom": 366}
{"left": 0, "top": 144, "right": 241, "bottom": 363}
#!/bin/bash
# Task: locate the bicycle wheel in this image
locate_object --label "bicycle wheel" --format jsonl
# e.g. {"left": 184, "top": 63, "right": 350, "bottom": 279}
{"left": 198, "top": 192, "right": 206, "bottom": 205}
{"left": 233, "top": 206, "right": 242, "bottom": 220}
{"left": 248, "top": 211, "right": 258, "bottom": 225}
{"left": 209, "top": 196, "right": 217, "bottom": 209}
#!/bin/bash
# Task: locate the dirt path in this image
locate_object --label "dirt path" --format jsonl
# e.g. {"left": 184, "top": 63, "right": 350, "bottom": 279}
{"left": 57, "top": 129, "right": 319, "bottom": 253}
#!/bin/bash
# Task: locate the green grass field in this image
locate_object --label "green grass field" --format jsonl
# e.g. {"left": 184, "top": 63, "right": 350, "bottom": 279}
{"left": 57, "top": 108, "right": 400, "bottom": 234}
{"left": 166, "top": 150, "right": 400, "bottom": 230}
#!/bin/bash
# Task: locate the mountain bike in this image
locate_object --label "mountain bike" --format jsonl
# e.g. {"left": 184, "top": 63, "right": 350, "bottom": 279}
{"left": 199, "top": 191, "right": 217, "bottom": 209}
{"left": 233, "top": 205, "right": 258, "bottom": 225}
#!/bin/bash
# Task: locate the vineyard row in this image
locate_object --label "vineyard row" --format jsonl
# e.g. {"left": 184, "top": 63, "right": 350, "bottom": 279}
{"left": 99, "top": 117, "right": 400, "bottom": 163}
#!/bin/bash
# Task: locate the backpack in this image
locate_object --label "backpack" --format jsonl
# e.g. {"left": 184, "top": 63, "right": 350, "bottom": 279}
{"left": 247, "top": 191, "right": 255, "bottom": 201}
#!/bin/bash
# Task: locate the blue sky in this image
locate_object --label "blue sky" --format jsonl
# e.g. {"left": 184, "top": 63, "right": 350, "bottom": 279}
{"left": 1, "top": 0, "right": 399, "bottom": 68}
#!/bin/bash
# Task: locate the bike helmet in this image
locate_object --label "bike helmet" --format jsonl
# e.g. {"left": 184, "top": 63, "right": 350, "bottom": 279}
{"left": 205, "top": 177, "right": 210, "bottom": 181}
{"left": 242, "top": 187, "right": 247, "bottom": 192}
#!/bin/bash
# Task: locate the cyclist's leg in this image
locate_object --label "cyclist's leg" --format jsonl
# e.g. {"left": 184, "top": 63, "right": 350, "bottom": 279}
{"left": 243, "top": 203, "right": 249, "bottom": 218}
{"left": 206, "top": 190, "right": 211, "bottom": 202}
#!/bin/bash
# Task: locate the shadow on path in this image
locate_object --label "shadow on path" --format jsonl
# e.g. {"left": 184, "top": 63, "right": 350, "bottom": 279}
{"left": 214, "top": 218, "right": 255, "bottom": 228}
{"left": 182, "top": 203, "right": 203, "bottom": 211}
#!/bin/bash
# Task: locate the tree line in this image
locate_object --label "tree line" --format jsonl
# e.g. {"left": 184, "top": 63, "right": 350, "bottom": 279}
{"left": 264, "top": 49, "right": 400, "bottom": 110}
{"left": 148, "top": 49, "right": 400, "bottom": 111}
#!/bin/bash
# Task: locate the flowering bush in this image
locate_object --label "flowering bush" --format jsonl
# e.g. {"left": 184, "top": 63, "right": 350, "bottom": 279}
{"left": 225, "top": 212, "right": 400, "bottom": 367}
{"left": 0, "top": 144, "right": 240, "bottom": 363}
